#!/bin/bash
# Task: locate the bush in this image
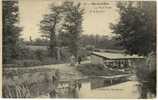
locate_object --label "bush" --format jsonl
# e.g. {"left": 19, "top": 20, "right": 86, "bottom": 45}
{"left": 41, "top": 57, "right": 58, "bottom": 65}
{"left": 4, "top": 47, "right": 73, "bottom": 67}
{"left": 85, "top": 45, "right": 94, "bottom": 51}
{"left": 18, "top": 48, "right": 36, "bottom": 60}
{"left": 3, "top": 68, "right": 59, "bottom": 98}
{"left": 4, "top": 60, "right": 42, "bottom": 68}
{"left": 22, "top": 60, "right": 42, "bottom": 67}
{"left": 35, "top": 49, "right": 47, "bottom": 61}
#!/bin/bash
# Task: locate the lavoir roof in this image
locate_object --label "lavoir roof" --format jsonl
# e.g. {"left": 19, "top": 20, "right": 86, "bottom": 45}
{"left": 91, "top": 52, "right": 144, "bottom": 60}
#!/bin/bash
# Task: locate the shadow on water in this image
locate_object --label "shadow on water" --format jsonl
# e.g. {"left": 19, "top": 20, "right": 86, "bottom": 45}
{"left": 56, "top": 76, "right": 130, "bottom": 98}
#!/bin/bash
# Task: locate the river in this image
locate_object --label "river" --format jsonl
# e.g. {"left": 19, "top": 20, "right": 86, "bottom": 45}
{"left": 39, "top": 76, "right": 141, "bottom": 98}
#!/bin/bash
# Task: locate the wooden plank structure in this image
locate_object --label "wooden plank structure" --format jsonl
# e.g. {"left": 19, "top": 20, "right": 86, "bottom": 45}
{"left": 95, "top": 74, "right": 131, "bottom": 84}
{"left": 91, "top": 52, "right": 144, "bottom": 69}
{"left": 90, "top": 74, "right": 132, "bottom": 89}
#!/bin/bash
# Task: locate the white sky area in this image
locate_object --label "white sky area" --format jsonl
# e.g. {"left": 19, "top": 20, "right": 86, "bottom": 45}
{"left": 19, "top": 0, "right": 120, "bottom": 40}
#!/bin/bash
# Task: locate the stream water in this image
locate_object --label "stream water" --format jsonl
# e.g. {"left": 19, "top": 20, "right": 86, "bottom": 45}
{"left": 39, "top": 76, "right": 141, "bottom": 98}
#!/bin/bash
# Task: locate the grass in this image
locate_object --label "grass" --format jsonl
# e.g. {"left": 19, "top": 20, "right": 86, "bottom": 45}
{"left": 3, "top": 68, "right": 60, "bottom": 98}
{"left": 3, "top": 58, "right": 68, "bottom": 68}
{"left": 77, "top": 63, "right": 128, "bottom": 76}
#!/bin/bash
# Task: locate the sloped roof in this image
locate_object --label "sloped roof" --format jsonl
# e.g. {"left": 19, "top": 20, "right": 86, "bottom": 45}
{"left": 92, "top": 52, "right": 144, "bottom": 59}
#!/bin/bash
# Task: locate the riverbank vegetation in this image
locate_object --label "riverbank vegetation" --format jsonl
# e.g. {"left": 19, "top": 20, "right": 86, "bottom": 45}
{"left": 77, "top": 63, "right": 128, "bottom": 76}
{"left": 3, "top": 68, "right": 59, "bottom": 98}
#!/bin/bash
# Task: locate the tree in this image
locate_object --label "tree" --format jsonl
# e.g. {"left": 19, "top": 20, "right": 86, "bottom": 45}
{"left": 80, "top": 34, "right": 122, "bottom": 50}
{"left": 3, "top": 1, "right": 22, "bottom": 63}
{"left": 110, "top": 1, "right": 156, "bottom": 56}
{"left": 60, "top": 2, "right": 84, "bottom": 57}
{"left": 40, "top": 1, "right": 84, "bottom": 58}
{"left": 40, "top": 5, "right": 62, "bottom": 58}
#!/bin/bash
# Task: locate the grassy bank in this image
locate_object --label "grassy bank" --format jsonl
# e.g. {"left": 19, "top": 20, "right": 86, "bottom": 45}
{"left": 3, "top": 58, "right": 68, "bottom": 68}
{"left": 77, "top": 63, "right": 128, "bottom": 76}
{"left": 3, "top": 68, "right": 60, "bottom": 98}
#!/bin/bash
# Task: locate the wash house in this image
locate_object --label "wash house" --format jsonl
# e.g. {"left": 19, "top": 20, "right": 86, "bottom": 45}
{"left": 91, "top": 52, "right": 144, "bottom": 69}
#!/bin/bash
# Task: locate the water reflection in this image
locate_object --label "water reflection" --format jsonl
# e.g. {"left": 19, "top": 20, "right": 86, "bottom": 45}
{"left": 56, "top": 80, "right": 89, "bottom": 98}
{"left": 56, "top": 76, "right": 131, "bottom": 98}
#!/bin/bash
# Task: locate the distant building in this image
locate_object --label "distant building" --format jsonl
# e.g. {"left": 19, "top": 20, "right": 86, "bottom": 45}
{"left": 91, "top": 52, "right": 144, "bottom": 69}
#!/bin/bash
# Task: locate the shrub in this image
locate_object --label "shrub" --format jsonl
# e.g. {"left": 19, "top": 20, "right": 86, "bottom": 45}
{"left": 4, "top": 60, "right": 42, "bottom": 68}
{"left": 18, "top": 48, "right": 36, "bottom": 60}
{"left": 41, "top": 57, "right": 58, "bottom": 65}
{"left": 34, "top": 49, "right": 47, "bottom": 61}
{"left": 3, "top": 68, "right": 59, "bottom": 98}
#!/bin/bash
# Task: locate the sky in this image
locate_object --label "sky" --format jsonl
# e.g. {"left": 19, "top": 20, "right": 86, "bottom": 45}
{"left": 19, "top": 0, "right": 120, "bottom": 41}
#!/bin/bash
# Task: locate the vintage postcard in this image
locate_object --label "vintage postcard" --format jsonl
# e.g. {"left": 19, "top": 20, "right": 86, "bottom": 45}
{"left": 2, "top": 0, "right": 156, "bottom": 99}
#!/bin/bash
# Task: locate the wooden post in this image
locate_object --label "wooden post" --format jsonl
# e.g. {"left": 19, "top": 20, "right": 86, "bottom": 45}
{"left": 110, "top": 79, "right": 113, "bottom": 84}
{"left": 57, "top": 47, "right": 61, "bottom": 62}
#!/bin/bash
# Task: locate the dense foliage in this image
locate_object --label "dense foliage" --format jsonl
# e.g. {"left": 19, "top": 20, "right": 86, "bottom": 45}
{"left": 60, "top": 2, "right": 84, "bottom": 57}
{"left": 3, "top": 1, "right": 22, "bottom": 63}
{"left": 40, "top": 1, "right": 84, "bottom": 58}
{"left": 40, "top": 5, "right": 61, "bottom": 58}
{"left": 111, "top": 1, "right": 156, "bottom": 56}
{"left": 80, "top": 34, "right": 122, "bottom": 50}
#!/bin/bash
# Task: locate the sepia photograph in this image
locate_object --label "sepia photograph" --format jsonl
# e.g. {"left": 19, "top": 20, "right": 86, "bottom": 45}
{"left": 2, "top": 0, "right": 156, "bottom": 99}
